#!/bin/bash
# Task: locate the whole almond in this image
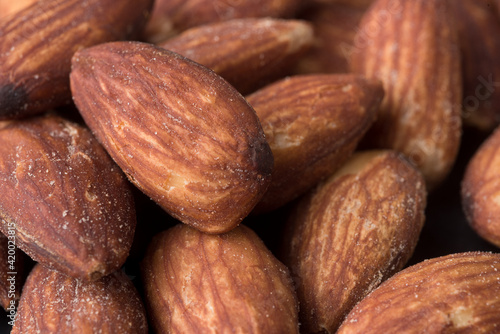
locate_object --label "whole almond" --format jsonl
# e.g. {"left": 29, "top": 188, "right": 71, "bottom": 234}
{"left": 248, "top": 74, "right": 383, "bottom": 213}
{"left": 0, "top": 0, "right": 153, "bottom": 119}
{"left": 12, "top": 264, "right": 148, "bottom": 333}
{"left": 141, "top": 224, "right": 299, "bottom": 333}
{"left": 159, "top": 18, "right": 314, "bottom": 94}
{"left": 462, "top": 126, "right": 500, "bottom": 248}
{"left": 70, "top": 41, "right": 273, "bottom": 234}
{"left": 455, "top": 0, "right": 500, "bottom": 131}
{"left": 282, "top": 150, "right": 426, "bottom": 333}
{"left": 144, "top": 0, "right": 301, "bottom": 43}
{"left": 337, "top": 252, "right": 500, "bottom": 333}
{"left": 350, "top": 0, "right": 462, "bottom": 190}
{"left": 0, "top": 114, "right": 136, "bottom": 281}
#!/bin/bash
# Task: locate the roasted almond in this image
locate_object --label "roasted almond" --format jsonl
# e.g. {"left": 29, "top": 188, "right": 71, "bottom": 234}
{"left": 159, "top": 18, "right": 314, "bottom": 94}
{"left": 350, "top": 0, "right": 462, "bottom": 190}
{"left": 0, "top": 114, "right": 136, "bottom": 280}
{"left": 455, "top": 0, "right": 500, "bottom": 131}
{"left": 337, "top": 252, "right": 500, "bottom": 333}
{"left": 141, "top": 224, "right": 299, "bottom": 333}
{"left": 248, "top": 74, "right": 383, "bottom": 213}
{"left": 70, "top": 41, "right": 273, "bottom": 234}
{"left": 144, "top": 0, "right": 302, "bottom": 43}
{"left": 0, "top": 0, "right": 153, "bottom": 119}
{"left": 282, "top": 150, "right": 426, "bottom": 333}
{"left": 12, "top": 264, "right": 148, "bottom": 333}
{"left": 462, "top": 125, "right": 500, "bottom": 248}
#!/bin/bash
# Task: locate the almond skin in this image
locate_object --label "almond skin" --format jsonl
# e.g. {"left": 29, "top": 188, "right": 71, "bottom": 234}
{"left": 0, "top": 0, "right": 153, "bottom": 119}
{"left": 455, "top": 0, "right": 500, "bottom": 131}
{"left": 144, "top": 0, "right": 302, "bottom": 43}
{"left": 248, "top": 74, "right": 383, "bottom": 213}
{"left": 12, "top": 264, "right": 148, "bottom": 333}
{"left": 337, "top": 252, "right": 500, "bottom": 333}
{"left": 282, "top": 150, "right": 426, "bottom": 333}
{"left": 350, "top": 0, "right": 462, "bottom": 190}
{"left": 70, "top": 41, "right": 273, "bottom": 234}
{"left": 159, "top": 18, "right": 314, "bottom": 94}
{"left": 0, "top": 114, "right": 136, "bottom": 281}
{"left": 462, "top": 126, "right": 500, "bottom": 248}
{"left": 141, "top": 224, "right": 299, "bottom": 334}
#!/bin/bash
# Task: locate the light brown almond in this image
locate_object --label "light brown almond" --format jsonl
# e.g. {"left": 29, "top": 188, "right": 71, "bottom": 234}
{"left": 159, "top": 18, "right": 314, "bottom": 94}
{"left": 0, "top": 114, "right": 136, "bottom": 281}
{"left": 141, "top": 224, "right": 299, "bottom": 333}
{"left": 248, "top": 74, "right": 383, "bottom": 213}
{"left": 282, "top": 150, "right": 426, "bottom": 333}
{"left": 70, "top": 41, "right": 273, "bottom": 234}
{"left": 337, "top": 252, "right": 500, "bottom": 333}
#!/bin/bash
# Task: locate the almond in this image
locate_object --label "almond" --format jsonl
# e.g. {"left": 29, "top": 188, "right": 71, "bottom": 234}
{"left": 282, "top": 150, "right": 426, "bottom": 333}
{"left": 144, "top": 0, "right": 302, "bottom": 43}
{"left": 350, "top": 0, "right": 462, "bottom": 190}
{"left": 337, "top": 252, "right": 500, "bottom": 333}
{"left": 0, "top": 114, "right": 136, "bottom": 281}
{"left": 248, "top": 74, "right": 383, "bottom": 213}
{"left": 462, "top": 125, "right": 500, "bottom": 248}
{"left": 455, "top": 0, "right": 500, "bottom": 131}
{"left": 141, "top": 224, "right": 299, "bottom": 333}
{"left": 70, "top": 41, "right": 273, "bottom": 234}
{"left": 0, "top": 0, "right": 153, "bottom": 119}
{"left": 12, "top": 264, "right": 148, "bottom": 333}
{"left": 159, "top": 18, "right": 314, "bottom": 94}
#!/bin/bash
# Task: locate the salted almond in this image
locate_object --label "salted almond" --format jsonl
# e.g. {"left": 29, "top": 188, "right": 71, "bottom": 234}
{"left": 0, "top": 0, "right": 153, "bottom": 119}
{"left": 70, "top": 41, "right": 273, "bottom": 234}
{"left": 248, "top": 74, "right": 383, "bottom": 213}
{"left": 12, "top": 264, "right": 148, "bottom": 333}
{"left": 462, "top": 125, "right": 500, "bottom": 247}
{"left": 337, "top": 252, "right": 500, "bottom": 333}
{"left": 144, "top": 0, "right": 301, "bottom": 43}
{"left": 455, "top": 0, "right": 500, "bottom": 131}
{"left": 0, "top": 114, "right": 136, "bottom": 280}
{"left": 142, "top": 224, "right": 299, "bottom": 333}
{"left": 159, "top": 18, "right": 314, "bottom": 94}
{"left": 350, "top": 0, "right": 462, "bottom": 190}
{"left": 282, "top": 150, "right": 426, "bottom": 333}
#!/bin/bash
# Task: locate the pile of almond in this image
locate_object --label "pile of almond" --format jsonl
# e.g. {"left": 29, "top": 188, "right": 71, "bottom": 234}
{"left": 0, "top": 0, "right": 499, "bottom": 333}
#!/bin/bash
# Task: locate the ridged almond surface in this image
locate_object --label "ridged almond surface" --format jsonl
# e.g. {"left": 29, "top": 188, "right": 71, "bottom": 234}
{"left": 248, "top": 74, "right": 383, "bottom": 213}
{"left": 350, "top": 0, "right": 462, "bottom": 190}
{"left": 455, "top": 0, "right": 500, "bottom": 131}
{"left": 141, "top": 224, "right": 299, "bottom": 334}
{"left": 144, "top": 0, "right": 301, "bottom": 43}
{"left": 12, "top": 264, "right": 148, "bottom": 333}
{"left": 337, "top": 252, "right": 500, "bottom": 333}
{"left": 70, "top": 41, "right": 273, "bottom": 234}
{"left": 0, "top": 114, "right": 136, "bottom": 281}
{"left": 0, "top": 0, "right": 153, "bottom": 119}
{"left": 159, "top": 18, "right": 314, "bottom": 94}
{"left": 462, "top": 126, "right": 500, "bottom": 248}
{"left": 282, "top": 150, "right": 426, "bottom": 333}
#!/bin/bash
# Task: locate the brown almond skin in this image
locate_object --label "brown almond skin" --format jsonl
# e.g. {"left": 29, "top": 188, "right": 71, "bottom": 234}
{"left": 337, "top": 252, "right": 500, "bottom": 333}
{"left": 144, "top": 0, "right": 302, "bottom": 43}
{"left": 159, "top": 18, "right": 314, "bottom": 94}
{"left": 142, "top": 224, "right": 299, "bottom": 334}
{"left": 293, "top": 2, "right": 365, "bottom": 74}
{"left": 70, "top": 41, "right": 273, "bottom": 234}
{"left": 248, "top": 74, "right": 384, "bottom": 214}
{"left": 0, "top": 0, "right": 153, "bottom": 119}
{"left": 462, "top": 126, "right": 500, "bottom": 248}
{"left": 0, "top": 114, "right": 136, "bottom": 281}
{"left": 12, "top": 264, "right": 148, "bottom": 333}
{"left": 350, "top": 0, "right": 462, "bottom": 190}
{"left": 455, "top": 0, "right": 500, "bottom": 131}
{"left": 282, "top": 150, "right": 426, "bottom": 333}
{"left": 311, "top": 0, "right": 374, "bottom": 10}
